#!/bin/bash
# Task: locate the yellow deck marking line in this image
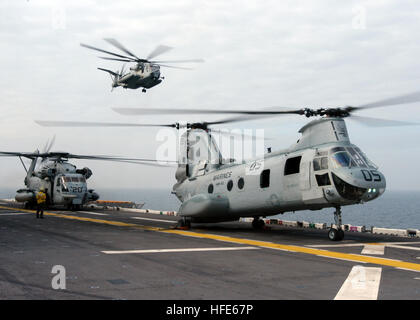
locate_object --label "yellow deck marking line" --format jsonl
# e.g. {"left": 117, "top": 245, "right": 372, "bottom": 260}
{"left": 2, "top": 205, "right": 420, "bottom": 272}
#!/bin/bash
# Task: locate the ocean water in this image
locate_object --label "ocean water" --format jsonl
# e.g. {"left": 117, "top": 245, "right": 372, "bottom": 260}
{"left": 1, "top": 188, "right": 419, "bottom": 230}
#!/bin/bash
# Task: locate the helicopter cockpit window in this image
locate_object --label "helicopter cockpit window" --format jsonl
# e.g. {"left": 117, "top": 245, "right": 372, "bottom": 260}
{"left": 61, "top": 177, "right": 69, "bottom": 192}
{"left": 331, "top": 151, "right": 356, "bottom": 169}
{"left": 329, "top": 147, "right": 346, "bottom": 154}
{"left": 346, "top": 147, "right": 366, "bottom": 168}
{"left": 354, "top": 147, "right": 378, "bottom": 169}
{"left": 71, "top": 177, "right": 79, "bottom": 182}
{"left": 313, "top": 157, "right": 328, "bottom": 171}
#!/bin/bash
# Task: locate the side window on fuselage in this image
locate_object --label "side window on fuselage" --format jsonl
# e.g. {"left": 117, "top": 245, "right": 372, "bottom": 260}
{"left": 313, "top": 157, "right": 328, "bottom": 171}
{"left": 284, "top": 156, "right": 302, "bottom": 175}
{"left": 260, "top": 169, "right": 270, "bottom": 188}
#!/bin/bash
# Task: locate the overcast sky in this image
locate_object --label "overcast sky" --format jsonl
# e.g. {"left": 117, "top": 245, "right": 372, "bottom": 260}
{"left": 1, "top": 0, "right": 420, "bottom": 196}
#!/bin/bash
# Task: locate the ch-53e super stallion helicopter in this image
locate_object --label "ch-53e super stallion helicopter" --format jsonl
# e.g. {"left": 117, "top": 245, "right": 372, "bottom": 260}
{"left": 81, "top": 38, "right": 204, "bottom": 92}
{"left": 0, "top": 139, "right": 172, "bottom": 210}
{"left": 36, "top": 90, "right": 420, "bottom": 240}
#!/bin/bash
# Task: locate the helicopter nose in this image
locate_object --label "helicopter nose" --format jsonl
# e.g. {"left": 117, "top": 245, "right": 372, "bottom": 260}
{"left": 330, "top": 169, "right": 386, "bottom": 202}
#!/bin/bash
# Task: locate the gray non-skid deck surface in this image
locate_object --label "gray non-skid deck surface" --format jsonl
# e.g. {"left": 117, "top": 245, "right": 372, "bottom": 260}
{"left": 0, "top": 204, "right": 419, "bottom": 300}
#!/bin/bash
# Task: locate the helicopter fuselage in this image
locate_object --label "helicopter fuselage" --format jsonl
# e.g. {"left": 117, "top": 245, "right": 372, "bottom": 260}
{"left": 116, "top": 63, "right": 162, "bottom": 90}
{"left": 16, "top": 159, "right": 99, "bottom": 208}
{"left": 172, "top": 118, "right": 386, "bottom": 223}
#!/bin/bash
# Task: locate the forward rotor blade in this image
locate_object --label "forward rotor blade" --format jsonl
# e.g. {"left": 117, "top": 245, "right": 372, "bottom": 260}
{"left": 157, "top": 64, "right": 193, "bottom": 70}
{"left": 146, "top": 45, "right": 173, "bottom": 60}
{"left": 0, "top": 151, "right": 177, "bottom": 167}
{"left": 349, "top": 115, "right": 420, "bottom": 127}
{"left": 350, "top": 90, "right": 420, "bottom": 111}
{"left": 113, "top": 107, "right": 304, "bottom": 116}
{"left": 46, "top": 135, "right": 56, "bottom": 153}
{"left": 35, "top": 120, "right": 176, "bottom": 128}
{"left": 42, "top": 139, "right": 50, "bottom": 154}
{"left": 99, "top": 56, "right": 135, "bottom": 62}
{"left": 80, "top": 43, "right": 135, "bottom": 61}
{"left": 151, "top": 59, "right": 205, "bottom": 64}
{"left": 62, "top": 154, "right": 178, "bottom": 166}
{"left": 211, "top": 128, "right": 270, "bottom": 140}
{"left": 0, "top": 151, "right": 40, "bottom": 159}
{"left": 103, "top": 38, "right": 141, "bottom": 60}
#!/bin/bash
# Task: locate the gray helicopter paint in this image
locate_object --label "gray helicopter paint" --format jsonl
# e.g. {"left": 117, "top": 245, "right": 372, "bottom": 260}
{"left": 173, "top": 118, "right": 386, "bottom": 222}
{"left": 115, "top": 63, "right": 162, "bottom": 89}
{"left": 17, "top": 156, "right": 98, "bottom": 208}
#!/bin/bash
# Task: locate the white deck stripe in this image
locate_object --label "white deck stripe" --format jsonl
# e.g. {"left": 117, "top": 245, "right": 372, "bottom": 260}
{"left": 0, "top": 212, "right": 32, "bottom": 216}
{"left": 102, "top": 246, "right": 259, "bottom": 255}
{"left": 361, "top": 245, "right": 385, "bottom": 255}
{"left": 385, "top": 244, "right": 420, "bottom": 251}
{"left": 131, "top": 216, "right": 176, "bottom": 223}
{"left": 334, "top": 266, "right": 382, "bottom": 300}
{"left": 307, "top": 243, "right": 363, "bottom": 248}
{"left": 77, "top": 211, "right": 109, "bottom": 216}
{"left": 308, "top": 241, "right": 420, "bottom": 248}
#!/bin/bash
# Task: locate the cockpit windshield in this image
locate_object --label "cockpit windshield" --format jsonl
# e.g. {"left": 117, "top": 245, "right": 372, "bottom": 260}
{"left": 331, "top": 152, "right": 354, "bottom": 168}
{"left": 61, "top": 176, "right": 86, "bottom": 183}
{"left": 354, "top": 147, "right": 378, "bottom": 169}
{"left": 330, "top": 146, "right": 378, "bottom": 169}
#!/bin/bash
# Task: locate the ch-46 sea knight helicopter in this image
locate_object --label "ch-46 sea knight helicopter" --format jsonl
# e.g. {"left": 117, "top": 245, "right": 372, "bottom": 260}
{"left": 36, "top": 90, "right": 420, "bottom": 240}
{"left": 81, "top": 38, "right": 204, "bottom": 92}
{"left": 0, "top": 139, "right": 173, "bottom": 210}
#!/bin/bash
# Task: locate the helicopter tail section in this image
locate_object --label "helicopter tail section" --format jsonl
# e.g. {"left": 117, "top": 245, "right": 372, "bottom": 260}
{"left": 24, "top": 150, "right": 39, "bottom": 184}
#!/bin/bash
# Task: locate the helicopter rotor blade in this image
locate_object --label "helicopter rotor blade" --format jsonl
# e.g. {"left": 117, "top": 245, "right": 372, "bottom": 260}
{"left": 156, "top": 64, "right": 193, "bottom": 70}
{"left": 146, "top": 45, "right": 173, "bottom": 60}
{"left": 103, "top": 38, "right": 141, "bottom": 60}
{"left": 35, "top": 120, "right": 177, "bottom": 128}
{"left": 46, "top": 135, "right": 56, "bottom": 153}
{"left": 99, "top": 56, "right": 135, "bottom": 62}
{"left": 0, "top": 151, "right": 177, "bottom": 167}
{"left": 347, "top": 90, "right": 420, "bottom": 112}
{"left": 348, "top": 115, "right": 420, "bottom": 127}
{"left": 151, "top": 59, "right": 205, "bottom": 64}
{"left": 80, "top": 43, "right": 136, "bottom": 61}
{"left": 59, "top": 154, "right": 178, "bottom": 166}
{"left": 120, "top": 64, "right": 126, "bottom": 77}
{"left": 113, "top": 107, "right": 304, "bottom": 116}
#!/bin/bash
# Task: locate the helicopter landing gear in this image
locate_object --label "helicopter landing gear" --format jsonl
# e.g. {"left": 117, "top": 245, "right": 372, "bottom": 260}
{"left": 328, "top": 206, "right": 344, "bottom": 241}
{"left": 142, "top": 88, "right": 146, "bottom": 93}
{"left": 252, "top": 217, "right": 265, "bottom": 230}
{"left": 176, "top": 217, "right": 191, "bottom": 229}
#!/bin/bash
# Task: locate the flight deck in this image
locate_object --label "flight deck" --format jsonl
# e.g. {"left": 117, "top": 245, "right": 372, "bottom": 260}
{"left": 0, "top": 200, "right": 419, "bottom": 300}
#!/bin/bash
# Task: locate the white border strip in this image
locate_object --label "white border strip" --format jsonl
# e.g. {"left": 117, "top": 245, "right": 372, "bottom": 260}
{"left": 102, "top": 246, "right": 259, "bottom": 255}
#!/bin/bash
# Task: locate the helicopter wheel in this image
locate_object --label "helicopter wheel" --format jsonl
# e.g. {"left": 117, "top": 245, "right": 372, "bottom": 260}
{"left": 252, "top": 217, "right": 265, "bottom": 230}
{"left": 328, "top": 228, "right": 344, "bottom": 241}
{"left": 142, "top": 88, "right": 146, "bottom": 93}
{"left": 177, "top": 217, "right": 191, "bottom": 229}
{"left": 328, "top": 228, "right": 342, "bottom": 241}
{"left": 328, "top": 206, "right": 344, "bottom": 241}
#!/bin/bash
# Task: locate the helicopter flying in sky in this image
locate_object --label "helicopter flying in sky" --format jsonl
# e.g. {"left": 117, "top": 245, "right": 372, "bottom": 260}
{"left": 35, "top": 90, "right": 420, "bottom": 240}
{"left": 81, "top": 38, "right": 204, "bottom": 92}
{"left": 0, "top": 139, "right": 174, "bottom": 210}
